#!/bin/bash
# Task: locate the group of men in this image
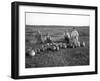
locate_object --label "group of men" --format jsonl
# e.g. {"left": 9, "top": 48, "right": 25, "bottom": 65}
{"left": 36, "top": 27, "right": 80, "bottom": 47}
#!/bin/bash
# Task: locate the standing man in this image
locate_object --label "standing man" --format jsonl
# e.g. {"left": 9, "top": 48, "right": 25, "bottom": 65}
{"left": 36, "top": 30, "right": 43, "bottom": 44}
{"left": 70, "top": 27, "right": 80, "bottom": 47}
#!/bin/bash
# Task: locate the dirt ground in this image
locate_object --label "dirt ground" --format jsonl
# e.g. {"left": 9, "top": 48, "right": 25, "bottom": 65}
{"left": 25, "top": 26, "right": 89, "bottom": 68}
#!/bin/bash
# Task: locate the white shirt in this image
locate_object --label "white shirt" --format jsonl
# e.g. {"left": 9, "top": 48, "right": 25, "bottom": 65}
{"left": 71, "top": 30, "right": 79, "bottom": 40}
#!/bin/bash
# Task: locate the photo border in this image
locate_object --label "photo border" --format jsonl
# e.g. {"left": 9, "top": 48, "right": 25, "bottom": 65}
{"left": 11, "top": 1, "right": 98, "bottom": 79}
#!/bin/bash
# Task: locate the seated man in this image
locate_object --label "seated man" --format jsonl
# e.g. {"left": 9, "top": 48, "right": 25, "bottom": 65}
{"left": 70, "top": 27, "right": 80, "bottom": 47}
{"left": 45, "top": 33, "right": 52, "bottom": 43}
{"left": 64, "top": 30, "right": 70, "bottom": 43}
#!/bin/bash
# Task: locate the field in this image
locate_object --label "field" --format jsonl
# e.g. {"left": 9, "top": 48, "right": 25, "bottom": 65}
{"left": 25, "top": 25, "right": 89, "bottom": 68}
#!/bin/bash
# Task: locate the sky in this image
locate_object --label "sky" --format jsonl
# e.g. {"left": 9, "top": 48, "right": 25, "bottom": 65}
{"left": 26, "top": 12, "right": 90, "bottom": 26}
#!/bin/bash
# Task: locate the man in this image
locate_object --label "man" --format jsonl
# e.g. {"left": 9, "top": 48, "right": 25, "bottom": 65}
{"left": 70, "top": 27, "right": 80, "bottom": 47}
{"left": 36, "top": 30, "right": 43, "bottom": 44}
{"left": 45, "top": 33, "right": 52, "bottom": 43}
{"left": 64, "top": 30, "right": 70, "bottom": 43}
